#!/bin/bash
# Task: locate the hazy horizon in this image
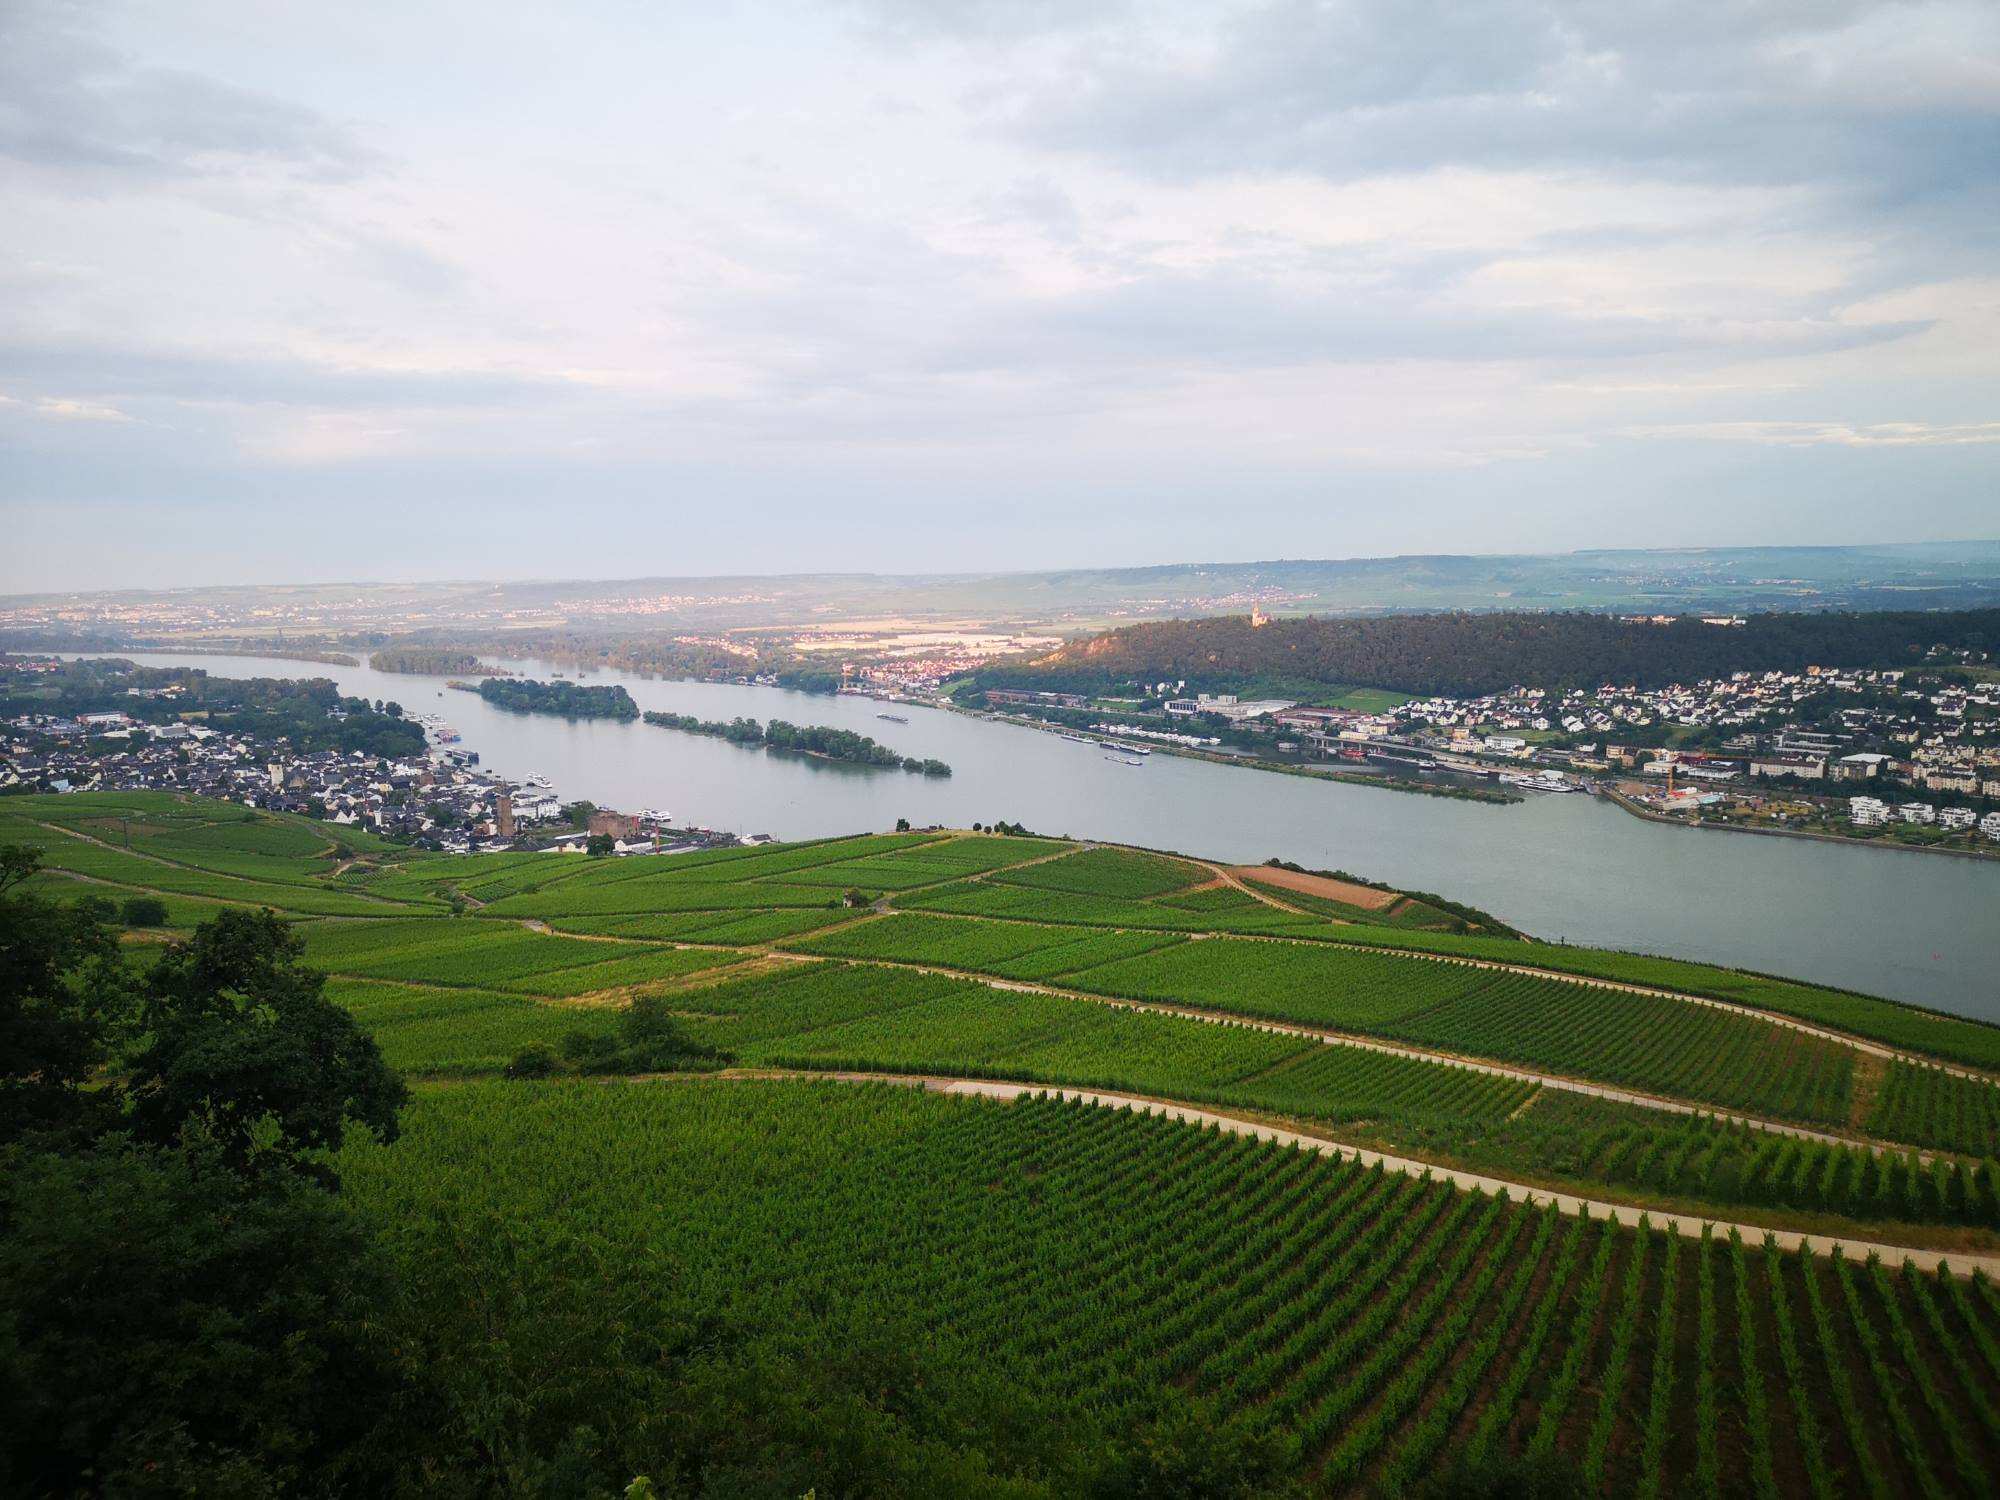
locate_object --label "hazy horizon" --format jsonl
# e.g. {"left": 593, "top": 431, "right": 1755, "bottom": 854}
{"left": 5, "top": 1, "right": 1998, "bottom": 591}
{"left": 9, "top": 536, "right": 2000, "bottom": 610}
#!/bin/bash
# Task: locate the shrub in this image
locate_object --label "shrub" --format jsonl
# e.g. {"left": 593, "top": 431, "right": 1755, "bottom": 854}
{"left": 120, "top": 895, "right": 170, "bottom": 927}
{"left": 506, "top": 1042, "right": 561, "bottom": 1079}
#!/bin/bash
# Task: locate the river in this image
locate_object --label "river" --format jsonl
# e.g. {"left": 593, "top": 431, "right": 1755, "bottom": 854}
{"left": 75, "top": 651, "right": 2000, "bottom": 1023}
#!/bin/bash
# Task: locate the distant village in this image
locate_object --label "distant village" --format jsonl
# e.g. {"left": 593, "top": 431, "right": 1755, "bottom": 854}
{"left": 1, "top": 668, "right": 751, "bottom": 858}
{"left": 981, "top": 651, "right": 2000, "bottom": 848}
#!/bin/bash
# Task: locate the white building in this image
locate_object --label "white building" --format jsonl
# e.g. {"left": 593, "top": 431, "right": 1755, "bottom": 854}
{"left": 1937, "top": 807, "right": 1976, "bottom": 832}
{"left": 1848, "top": 796, "right": 1891, "bottom": 827}
{"left": 510, "top": 791, "right": 563, "bottom": 824}
{"left": 1196, "top": 694, "right": 1297, "bottom": 722}
{"left": 1980, "top": 811, "right": 2000, "bottom": 840}
{"left": 1898, "top": 801, "right": 1936, "bottom": 825}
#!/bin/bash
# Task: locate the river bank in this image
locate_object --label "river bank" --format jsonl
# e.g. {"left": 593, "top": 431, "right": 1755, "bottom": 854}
{"left": 951, "top": 702, "right": 1520, "bottom": 804}
{"left": 55, "top": 651, "right": 2000, "bottom": 1021}
{"left": 1601, "top": 786, "right": 2000, "bottom": 863}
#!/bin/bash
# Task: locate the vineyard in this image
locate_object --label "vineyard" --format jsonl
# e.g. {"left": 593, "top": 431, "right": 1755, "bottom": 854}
{"left": 1057, "top": 936, "right": 1493, "bottom": 1029}
{"left": 1867, "top": 1061, "right": 2000, "bottom": 1160}
{"left": 325, "top": 979, "right": 624, "bottom": 1075}
{"left": 1382, "top": 973, "right": 1858, "bottom": 1126}
{"left": 339, "top": 1080, "right": 2000, "bottom": 1496}
{"left": 898, "top": 876, "right": 1332, "bottom": 935}
{"left": 988, "top": 845, "right": 1208, "bottom": 899}
{"left": 1457, "top": 1092, "right": 2000, "bottom": 1230}
{"left": 1296, "top": 919, "right": 2000, "bottom": 1071}
{"left": 780, "top": 911, "right": 1188, "bottom": 980}
{"left": 13, "top": 791, "right": 2000, "bottom": 1492}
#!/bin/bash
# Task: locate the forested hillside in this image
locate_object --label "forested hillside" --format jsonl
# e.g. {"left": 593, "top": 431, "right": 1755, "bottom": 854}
{"left": 976, "top": 608, "right": 2000, "bottom": 698}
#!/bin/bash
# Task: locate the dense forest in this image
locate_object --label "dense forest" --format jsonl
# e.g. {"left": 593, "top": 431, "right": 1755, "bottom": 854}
{"left": 643, "top": 711, "right": 950, "bottom": 775}
{"left": 373, "top": 631, "right": 844, "bottom": 693}
{"left": 475, "top": 678, "right": 638, "bottom": 720}
{"left": 1, "top": 657, "right": 425, "bottom": 757}
{"left": 972, "top": 608, "right": 2000, "bottom": 698}
{"left": 369, "top": 647, "right": 508, "bottom": 676}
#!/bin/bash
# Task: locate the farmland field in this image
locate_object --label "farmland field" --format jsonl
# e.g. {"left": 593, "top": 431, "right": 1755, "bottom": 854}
{"left": 1058, "top": 937, "right": 1493, "bottom": 1029}
{"left": 988, "top": 845, "right": 1208, "bottom": 899}
{"left": 298, "top": 917, "right": 651, "bottom": 986}
{"left": 489, "top": 946, "right": 747, "bottom": 997}
{"left": 1864, "top": 1061, "right": 2000, "bottom": 1159}
{"left": 339, "top": 1079, "right": 2000, "bottom": 1496}
{"left": 1383, "top": 973, "right": 1857, "bottom": 1125}
{"left": 13, "top": 790, "right": 2000, "bottom": 1493}
{"left": 325, "top": 980, "right": 623, "bottom": 1075}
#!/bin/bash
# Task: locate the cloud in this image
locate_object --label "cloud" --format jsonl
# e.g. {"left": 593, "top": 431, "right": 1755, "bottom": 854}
{"left": 0, "top": 341, "right": 565, "bottom": 411}
{"left": 1622, "top": 419, "right": 2000, "bottom": 447}
{"left": 0, "top": 392, "right": 133, "bottom": 422}
{"left": 1000, "top": 1, "right": 2000, "bottom": 200}
{"left": 0, "top": 0, "right": 380, "bottom": 186}
{"left": 0, "top": 1, "right": 1993, "bottom": 588}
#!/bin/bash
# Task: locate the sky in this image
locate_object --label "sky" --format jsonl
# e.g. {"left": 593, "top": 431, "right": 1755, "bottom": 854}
{"left": 3, "top": 0, "right": 1997, "bottom": 592}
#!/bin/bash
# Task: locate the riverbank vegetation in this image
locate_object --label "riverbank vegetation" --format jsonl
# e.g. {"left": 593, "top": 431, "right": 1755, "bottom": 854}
{"left": 368, "top": 646, "right": 509, "bottom": 675}
{"left": 473, "top": 676, "right": 638, "bottom": 719}
{"left": 644, "top": 710, "right": 950, "bottom": 775}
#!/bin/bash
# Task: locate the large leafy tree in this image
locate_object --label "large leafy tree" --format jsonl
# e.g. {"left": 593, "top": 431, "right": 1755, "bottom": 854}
{"left": 0, "top": 1140, "right": 427, "bottom": 1497}
{"left": 0, "top": 845, "right": 129, "bottom": 1145}
{"left": 0, "top": 849, "right": 424, "bottom": 1493}
{"left": 126, "top": 907, "right": 407, "bottom": 1180}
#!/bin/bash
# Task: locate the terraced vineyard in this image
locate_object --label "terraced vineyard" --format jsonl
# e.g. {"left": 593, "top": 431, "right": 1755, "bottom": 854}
{"left": 341, "top": 1081, "right": 2000, "bottom": 1497}
{"left": 13, "top": 792, "right": 2000, "bottom": 1495}
{"left": 1866, "top": 1060, "right": 2000, "bottom": 1159}
{"left": 1383, "top": 972, "right": 1858, "bottom": 1125}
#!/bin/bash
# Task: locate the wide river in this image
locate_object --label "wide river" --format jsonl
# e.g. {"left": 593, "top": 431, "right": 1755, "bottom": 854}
{"left": 83, "top": 652, "right": 2000, "bottom": 1023}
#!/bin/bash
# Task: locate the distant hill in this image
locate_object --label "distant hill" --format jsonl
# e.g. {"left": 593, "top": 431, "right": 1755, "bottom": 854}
{"left": 6, "top": 540, "right": 2000, "bottom": 638}
{"left": 973, "top": 608, "right": 2000, "bottom": 698}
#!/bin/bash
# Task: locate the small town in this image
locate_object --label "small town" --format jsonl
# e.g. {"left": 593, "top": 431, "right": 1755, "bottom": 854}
{"left": 0, "top": 671, "right": 747, "bottom": 859}
{"left": 977, "top": 650, "right": 2000, "bottom": 850}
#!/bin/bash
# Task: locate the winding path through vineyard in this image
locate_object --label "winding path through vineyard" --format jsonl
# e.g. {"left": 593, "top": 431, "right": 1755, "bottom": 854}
{"left": 743, "top": 932, "right": 1949, "bottom": 1159}
{"left": 687, "top": 1068, "right": 2000, "bottom": 1277}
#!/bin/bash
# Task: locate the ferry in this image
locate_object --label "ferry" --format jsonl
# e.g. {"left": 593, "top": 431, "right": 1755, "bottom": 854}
{"left": 876, "top": 713, "right": 909, "bottom": 724}
{"left": 1501, "top": 769, "right": 1582, "bottom": 793}
{"left": 524, "top": 773, "right": 553, "bottom": 789}
{"left": 1104, "top": 754, "right": 1145, "bottom": 767}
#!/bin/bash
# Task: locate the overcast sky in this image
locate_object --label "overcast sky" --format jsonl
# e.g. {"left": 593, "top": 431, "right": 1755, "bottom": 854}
{"left": 3, "top": 0, "right": 1997, "bottom": 591}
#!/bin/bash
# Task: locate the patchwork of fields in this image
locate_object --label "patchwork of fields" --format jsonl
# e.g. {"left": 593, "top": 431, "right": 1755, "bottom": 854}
{"left": 11, "top": 790, "right": 2000, "bottom": 1493}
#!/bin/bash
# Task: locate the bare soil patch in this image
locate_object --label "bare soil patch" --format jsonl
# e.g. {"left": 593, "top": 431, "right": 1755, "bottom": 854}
{"left": 1235, "top": 865, "right": 1399, "bottom": 911}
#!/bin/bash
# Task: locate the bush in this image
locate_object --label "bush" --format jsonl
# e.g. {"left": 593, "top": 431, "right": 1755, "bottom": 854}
{"left": 120, "top": 895, "right": 170, "bottom": 927}
{"left": 547, "top": 997, "right": 732, "bottom": 1077}
{"left": 506, "top": 1042, "right": 561, "bottom": 1079}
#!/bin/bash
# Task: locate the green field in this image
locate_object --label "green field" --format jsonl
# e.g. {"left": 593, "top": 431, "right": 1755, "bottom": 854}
{"left": 337, "top": 1080, "right": 2000, "bottom": 1496}
{"left": 989, "top": 845, "right": 1208, "bottom": 899}
{"left": 14, "top": 790, "right": 2000, "bottom": 1493}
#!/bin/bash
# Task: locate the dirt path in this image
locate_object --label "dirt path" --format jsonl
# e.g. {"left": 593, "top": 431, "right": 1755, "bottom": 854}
{"left": 904, "top": 866, "right": 2000, "bottom": 1088}
{"left": 31, "top": 819, "right": 424, "bottom": 909}
{"left": 803, "top": 942, "right": 1942, "bottom": 1159}
{"left": 642, "top": 1070, "right": 2000, "bottom": 1277}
